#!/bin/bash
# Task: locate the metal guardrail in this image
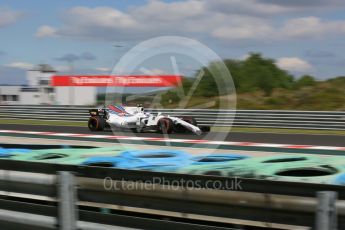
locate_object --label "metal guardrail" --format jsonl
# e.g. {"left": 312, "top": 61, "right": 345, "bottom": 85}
{"left": 0, "top": 159, "right": 344, "bottom": 229}
{"left": 0, "top": 105, "right": 345, "bottom": 130}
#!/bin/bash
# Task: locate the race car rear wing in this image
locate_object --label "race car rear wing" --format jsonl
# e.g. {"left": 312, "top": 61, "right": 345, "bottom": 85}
{"left": 89, "top": 109, "right": 99, "bottom": 116}
{"left": 89, "top": 109, "right": 106, "bottom": 117}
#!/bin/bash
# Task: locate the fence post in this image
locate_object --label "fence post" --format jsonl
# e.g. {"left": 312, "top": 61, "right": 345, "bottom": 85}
{"left": 316, "top": 191, "right": 337, "bottom": 230}
{"left": 58, "top": 171, "right": 78, "bottom": 230}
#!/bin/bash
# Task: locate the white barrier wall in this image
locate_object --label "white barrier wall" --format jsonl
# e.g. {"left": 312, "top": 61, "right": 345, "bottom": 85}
{"left": 20, "top": 91, "right": 42, "bottom": 105}
{"left": 55, "top": 87, "right": 96, "bottom": 105}
{"left": 0, "top": 86, "right": 21, "bottom": 104}
{"left": 27, "top": 70, "right": 54, "bottom": 86}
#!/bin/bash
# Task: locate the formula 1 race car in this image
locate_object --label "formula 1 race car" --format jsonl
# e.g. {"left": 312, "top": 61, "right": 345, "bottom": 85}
{"left": 88, "top": 105, "right": 210, "bottom": 135}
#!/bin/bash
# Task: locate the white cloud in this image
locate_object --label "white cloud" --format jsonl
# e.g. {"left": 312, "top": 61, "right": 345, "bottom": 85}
{"left": 35, "top": 1, "right": 273, "bottom": 41}
{"left": 212, "top": 21, "right": 273, "bottom": 40}
{"left": 206, "top": 0, "right": 294, "bottom": 16}
{"left": 34, "top": 1, "right": 345, "bottom": 42}
{"left": 131, "top": 0, "right": 205, "bottom": 22}
{"left": 55, "top": 65, "right": 71, "bottom": 72}
{"left": 35, "top": 1, "right": 271, "bottom": 41}
{"left": 95, "top": 67, "right": 111, "bottom": 72}
{"left": 281, "top": 17, "right": 327, "bottom": 38}
{"left": 36, "top": 25, "right": 57, "bottom": 38}
{"left": 207, "top": 0, "right": 345, "bottom": 18}
{"left": 144, "top": 68, "right": 168, "bottom": 75}
{"left": 238, "top": 54, "right": 250, "bottom": 60}
{"left": 214, "top": 16, "right": 345, "bottom": 41}
{"left": 6, "top": 62, "right": 34, "bottom": 70}
{"left": 53, "top": 6, "right": 138, "bottom": 40}
{"left": 256, "top": 0, "right": 345, "bottom": 10}
{"left": 0, "top": 7, "right": 22, "bottom": 28}
{"left": 68, "top": 6, "right": 137, "bottom": 29}
{"left": 280, "top": 17, "right": 345, "bottom": 39}
{"left": 276, "top": 57, "right": 313, "bottom": 72}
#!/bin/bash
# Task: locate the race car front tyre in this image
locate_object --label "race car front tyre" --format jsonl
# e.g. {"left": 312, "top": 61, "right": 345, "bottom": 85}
{"left": 157, "top": 118, "right": 173, "bottom": 134}
{"left": 134, "top": 126, "right": 144, "bottom": 133}
{"left": 131, "top": 127, "right": 144, "bottom": 133}
{"left": 174, "top": 116, "right": 197, "bottom": 133}
{"left": 184, "top": 117, "right": 197, "bottom": 126}
{"left": 88, "top": 116, "right": 105, "bottom": 131}
{"left": 200, "top": 126, "right": 211, "bottom": 132}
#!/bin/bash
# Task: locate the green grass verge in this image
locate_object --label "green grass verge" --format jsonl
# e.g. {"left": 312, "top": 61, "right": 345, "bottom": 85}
{"left": 0, "top": 118, "right": 85, "bottom": 127}
{"left": 213, "top": 126, "right": 345, "bottom": 136}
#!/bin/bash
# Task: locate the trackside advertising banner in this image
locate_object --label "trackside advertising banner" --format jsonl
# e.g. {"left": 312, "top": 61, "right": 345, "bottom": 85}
{"left": 51, "top": 75, "right": 182, "bottom": 87}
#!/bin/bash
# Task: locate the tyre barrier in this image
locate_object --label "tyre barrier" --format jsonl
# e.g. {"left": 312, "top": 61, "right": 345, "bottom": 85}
{"left": 177, "top": 154, "right": 250, "bottom": 176}
{"left": 333, "top": 173, "right": 345, "bottom": 185}
{"left": 0, "top": 148, "right": 31, "bottom": 158}
{"left": 228, "top": 155, "right": 323, "bottom": 177}
{"left": 323, "top": 156, "right": 345, "bottom": 166}
{"left": 177, "top": 160, "right": 245, "bottom": 177}
{"left": 81, "top": 149, "right": 191, "bottom": 171}
{"left": 190, "top": 154, "right": 249, "bottom": 166}
{"left": 10, "top": 147, "right": 129, "bottom": 165}
{"left": 11, "top": 148, "right": 81, "bottom": 162}
{"left": 120, "top": 149, "right": 189, "bottom": 159}
{"left": 177, "top": 161, "right": 240, "bottom": 176}
{"left": 255, "top": 162, "right": 345, "bottom": 184}
{"left": 4, "top": 144, "right": 345, "bottom": 185}
{"left": 117, "top": 150, "right": 192, "bottom": 171}
{"left": 0, "top": 144, "right": 96, "bottom": 150}
{"left": 81, "top": 156, "right": 128, "bottom": 167}
{"left": 323, "top": 158, "right": 345, "bottom": 185}
{"left": 178, "top": 154, "right": 321, "bottom": 178}
{"left": 142, "top": 153, "right": 248, "bottom": 173}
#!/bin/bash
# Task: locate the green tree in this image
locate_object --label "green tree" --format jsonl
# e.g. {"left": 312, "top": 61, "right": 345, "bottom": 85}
{"left": 160, "top": 53, "right": 298, "bottom": 106}
{"left": 161, "top": 90, "right": 180, "bottom": 106}
{"left": 238, "top": 53, "right": 294, "bottom": 96}
{"left": 295, "top": 75, "right": 316, "bottom": 89}
{"left": 223, "top": 59, "right": 243, "bottom": 90}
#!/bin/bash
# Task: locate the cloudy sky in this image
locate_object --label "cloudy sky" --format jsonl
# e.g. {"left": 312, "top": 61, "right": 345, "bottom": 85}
{"left": 1, "top": 0, "right": 345, "bottom": 84}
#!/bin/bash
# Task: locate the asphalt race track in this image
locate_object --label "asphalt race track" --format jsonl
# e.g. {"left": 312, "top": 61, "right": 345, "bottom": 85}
{"left": 0, "top": 123, "right": 344, "bottom": 146}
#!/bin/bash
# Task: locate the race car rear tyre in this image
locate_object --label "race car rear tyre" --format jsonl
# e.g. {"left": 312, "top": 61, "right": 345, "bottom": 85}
{"left": 157, "top": 118, "right": 173, "bottom": 134}
{"left": 88, "top": 116, "right": 105, "bottom": 131}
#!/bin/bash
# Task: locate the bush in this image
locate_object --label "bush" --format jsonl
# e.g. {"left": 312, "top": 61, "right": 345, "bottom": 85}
{"left": 294, "top": 75, "right": 316, "bottom": 89}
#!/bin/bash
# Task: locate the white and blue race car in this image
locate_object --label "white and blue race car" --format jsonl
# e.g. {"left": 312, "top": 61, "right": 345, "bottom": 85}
{"left": 88, "top": 105, "right": 209, "bottom": 135}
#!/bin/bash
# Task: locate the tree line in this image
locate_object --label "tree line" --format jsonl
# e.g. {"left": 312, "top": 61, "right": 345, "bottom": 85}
{"left": 160, "top": 53, "right": 345, "bottom": 110}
